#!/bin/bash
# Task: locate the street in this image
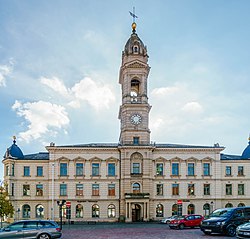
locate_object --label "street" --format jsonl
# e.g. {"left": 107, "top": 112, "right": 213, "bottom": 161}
{"left": 62, "top": 223, "right": 233, "bottom": 239}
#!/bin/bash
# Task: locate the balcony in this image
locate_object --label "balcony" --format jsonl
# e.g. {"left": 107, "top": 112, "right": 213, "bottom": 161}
{"left": 125, "top": 193, "right": 150, "bottom": 199}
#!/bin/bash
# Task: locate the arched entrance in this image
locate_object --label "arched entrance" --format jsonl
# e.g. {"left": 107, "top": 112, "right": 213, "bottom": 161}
{"left": 132, "top": 204, "right": 141, "bottom": 222}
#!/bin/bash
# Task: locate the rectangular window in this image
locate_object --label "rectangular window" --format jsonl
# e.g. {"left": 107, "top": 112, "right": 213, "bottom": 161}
{"left": 238, "top": 166, "right": 244, "bottom": 176}
{"left": 172, "top": 163, "right": 179, "bottom": 176}
{"left": 76, "top": 163, "right": 84, "bottom": 176}
{"left": 133, "top": 137, "right": 139, "bottom": 145}
{"left": 36, "top": 184, "right": 43, "bottom": 196}
{"left": 108, "top": 163, "right": 115, "bottom": 176}
{"left": 108, "top": 184, "right": 115, "bottom": 196}
{"left": 204, "top": 184, "right": 210, "bottom": 195}
{"left": 60, "top": 163, "right": 68, "bottom": 176}
{"left": 11, "top": 183, "right": 14, "bottom": 196}
{"left": 238, "top": 184, "right": 244, "bottom": 195}
{"left": 24, "top": 166, "right": 30, "bottom": 176}
{"left": 203, "top": 163, "right": 210, "bottom": 176}
{"left": 23, "top": 184, "right": 30, "bottom": 196}
{"left": 188, "top": 184, "right": 195, "bottom": 195}
{"left": 226, "top": 184, "right": 232, "bottom": 195}
{"left": 37, "top": 166, "right": 43, "bottom": 176}
{"left": 92, "top": 163, "right": 100, "bottom": 176}
{"left": 156, "top": 184, "right": 163, "bottom": 195}
{"left": 5, "top": 165, "right": 9, "bottom": 176}
{"left": 132, "top": 163, "right": 140, "bottom": 174}
{"left": 92, "top": 184, "right": 99, "bottom": 196}
{"left": 11, "top": 164, "right": 15, "bottom": 176}
{"left": 225, "top": 166, "right": 232, "bottom": 176}
{"left": 76, "top": 184, "right": 83, "bottom": 196}
{"left": 156, "top": 163, "right": 163, "bottom": 176}
{"left": 172, "top": 183, "right": 179, "bottom": 195}
{"left": 187, "top": 163, "right": 195, "bottom": 176}
{"left": 60, "top": 184, "right": 67, "bottom": 196}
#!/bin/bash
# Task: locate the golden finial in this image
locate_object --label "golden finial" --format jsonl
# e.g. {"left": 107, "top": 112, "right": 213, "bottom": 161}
{"left": 132, "top": 22, "right": 137, "bottom": 32}
{"left": 13, "top": 135, "right": 16, "bottom": 144}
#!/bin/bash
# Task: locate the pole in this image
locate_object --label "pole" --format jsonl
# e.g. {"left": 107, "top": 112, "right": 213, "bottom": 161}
{"left": 51, "top": 162, "right": 55, "bottom": 220}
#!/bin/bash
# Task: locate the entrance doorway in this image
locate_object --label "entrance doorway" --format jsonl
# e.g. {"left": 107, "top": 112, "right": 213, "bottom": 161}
{"left": 132, "top": 204, "right": 141, "bottom": 222}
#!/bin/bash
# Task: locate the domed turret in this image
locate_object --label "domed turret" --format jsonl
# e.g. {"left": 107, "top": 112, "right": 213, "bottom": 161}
{"left": 4, "top": 136, "right": 24, "bottom": 159}
{"left": 241, "top": 136, "right": 250, "bottom": 159}
{"left": 123, "top": 22, "right": 148, "bottom": 57}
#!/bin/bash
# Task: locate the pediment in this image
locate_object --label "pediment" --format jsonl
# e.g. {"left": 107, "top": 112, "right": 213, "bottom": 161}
{"left": 126, "top": 61, "right": 147, "bottom": 69}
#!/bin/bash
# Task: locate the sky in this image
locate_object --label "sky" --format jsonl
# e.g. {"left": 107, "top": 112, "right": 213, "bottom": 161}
{"left": 1, "top": 0, "right": 250, "bottom": 179}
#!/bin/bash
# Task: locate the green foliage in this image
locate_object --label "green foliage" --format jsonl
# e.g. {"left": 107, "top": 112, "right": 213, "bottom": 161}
{"left": 0, "top": 183, "right": 14, "bottom": 220}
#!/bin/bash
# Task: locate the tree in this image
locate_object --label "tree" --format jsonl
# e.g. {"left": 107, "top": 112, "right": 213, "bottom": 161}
{"left": 0, "top": 183, "right": 14, "bottom": 227}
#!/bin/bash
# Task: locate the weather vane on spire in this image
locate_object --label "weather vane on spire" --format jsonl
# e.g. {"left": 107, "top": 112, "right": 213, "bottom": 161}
{"left": 129, "top": 7, "right": 138, "bottom": 23}
{"left": 129, "top": 7, "right": 138, "bottom": 33}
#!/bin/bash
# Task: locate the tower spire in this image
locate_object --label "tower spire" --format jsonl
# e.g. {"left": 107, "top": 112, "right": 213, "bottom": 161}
{"left": 129, "top": 7, "right": 138, "bottom": 33}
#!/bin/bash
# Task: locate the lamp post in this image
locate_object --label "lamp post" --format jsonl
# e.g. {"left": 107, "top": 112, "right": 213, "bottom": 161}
{"left": 57, "top": 200, "right": 66, "bottom": 230}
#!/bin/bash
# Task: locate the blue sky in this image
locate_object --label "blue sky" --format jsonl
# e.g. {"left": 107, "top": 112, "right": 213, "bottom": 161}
{"left": 1, "top": 0, "right": 250, "bottom": 178}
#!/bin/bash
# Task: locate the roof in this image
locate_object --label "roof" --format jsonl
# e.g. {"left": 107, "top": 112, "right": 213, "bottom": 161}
{"left": 23, "top": 152, "right": 49, "bottom": 160}
{"left": 220, "top": 154, "right": 243, "bottom": 160}
{"left": 4, "top": 140, "right": 24, "bottom": 159}
{"left": 241, "top": 141, "right": 250, "bottom": 159}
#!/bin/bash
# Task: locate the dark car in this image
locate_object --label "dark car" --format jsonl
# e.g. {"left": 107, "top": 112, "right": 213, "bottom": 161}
{"left": 236, "top": 222, "right": 250, "bottom": 239}
{"left": 169, "top": 214, "right": 204, "bottom": 229}
{"left": 200, "top": 207, "right": 250, "bottom": 237}
{"left": 0, "top": 220, "right": 62, "bottom": 239}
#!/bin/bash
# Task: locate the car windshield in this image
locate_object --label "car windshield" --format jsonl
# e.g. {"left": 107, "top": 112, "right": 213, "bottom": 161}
{"left": 209, "top": 208, "right": 234, "bottom": 217}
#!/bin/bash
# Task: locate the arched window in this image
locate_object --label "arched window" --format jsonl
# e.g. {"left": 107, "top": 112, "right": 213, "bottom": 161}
{"left": 156, "top": 204, "right": 164, "bottom": 217}
{"left": 35, "top": 204, "right": 44, "bottom": 218}
{"left": 130, "top": 79, "right": 140, "bottom": 102}
{"left": 92, "top": 204, "right": 99, "bottom": 218}
{"left": 22, "top": 204, "right": 30, "bottom": 218}
{"left": 76, "top": 204, "right": 83, "bottom": 218}
{"left": 172, "top": 204, "right": 178, "bottom": 215}
{"left": 133, "top": 183, "right": 140, "bottom": 193}
{"left": 238, "top": 203, "right": 245, "bottom": 207}
{"left": 225, "top": 203, "right": 233, "bottom": 208}
{"left": 187, "top": 204, "right": 195, "bottom": 214}
{"left": 203, "top": 203, "right": 210, "bottom": 216}
{"left": 108, "top": 204, "right": 116, "bottom": 218}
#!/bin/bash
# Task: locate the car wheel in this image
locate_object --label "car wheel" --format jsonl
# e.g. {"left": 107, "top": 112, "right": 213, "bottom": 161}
{"left": 38, "top": 233, "right": 51, "bottom": 239}
{"left": 226, "top": 225, "right": 236, "bottom": 237}
{"left": 179, "top": 224, "right": 185, "bottom": 230}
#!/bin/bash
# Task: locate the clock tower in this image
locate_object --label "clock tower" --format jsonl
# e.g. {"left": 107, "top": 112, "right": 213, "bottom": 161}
{"left": 118, "top": 22, "right": 151, "bottom": 145}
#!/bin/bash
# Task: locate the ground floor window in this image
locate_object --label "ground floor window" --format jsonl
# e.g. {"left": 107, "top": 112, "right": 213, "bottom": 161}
{"left": 92, "top": 204, "right": 99, "bottom": 218}
{"left": 225, "top": 203, "right": 233, "bottom": 208}
{"left": 203, "top": 203, "right": 210, "bottom": 216}
{"left": 187, "top": 204, "right": 195, "bottom": 214}
{"left": 238, "top": 203, "right": 245, "bottom": 207}
{"left": 36, "top": 204, "right": 44, "bottom": 218}
{"left": 76, "top": 204, "right": 83, "bottom": 218}
{"left": 108, "top": 204, "right": 115, "bottom": 218}
{"left": 156, "top": 204, "right": 163, "bottom": 217}
{"left": 172, "top": 204, "right": 178, "bottom": 215}
{"left": 22, "top": 204, "right": 30, "bottom": 218}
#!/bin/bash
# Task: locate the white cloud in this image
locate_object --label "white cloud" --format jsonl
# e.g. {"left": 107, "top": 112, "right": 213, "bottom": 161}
{"left": 12, "top": 100, "right": 69, "bottom": 142}
{"left": 71, "top": 77, "right": 115, "bottom": 111}
{"left": 40, "top": 77, "right": 69, "bottom": 97}
{"left": 41, "top": 76, "right": 116, "bottom": 111}
{"left": 151, "top": 86, "right": 179, "bottom": 97}
{"left": 181, "top": 101, "right": 203, "bottom": 114}
{"left": 0, "top": 64, "right": 12, "bottom": 87}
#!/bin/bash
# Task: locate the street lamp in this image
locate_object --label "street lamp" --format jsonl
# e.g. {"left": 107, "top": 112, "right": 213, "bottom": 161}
{"left": 57, "top": 200, "right": 66, "bottom": 230}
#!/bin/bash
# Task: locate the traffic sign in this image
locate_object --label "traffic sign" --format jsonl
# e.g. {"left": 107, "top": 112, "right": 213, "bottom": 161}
{"left": 66, "top": 201, "right": 71, "bottom": 207}
{"left": 177, "top": 200, "right": 182, "bottom": 205}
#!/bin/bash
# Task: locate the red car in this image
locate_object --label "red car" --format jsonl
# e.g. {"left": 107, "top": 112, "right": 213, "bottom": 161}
{"left": 169, "top": 214, "right": 204, "bottom": 229}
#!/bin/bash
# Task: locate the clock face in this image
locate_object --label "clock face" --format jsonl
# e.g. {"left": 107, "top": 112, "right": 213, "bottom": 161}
{"left": 131, "top": 114, "right": 142, "bottom": 125}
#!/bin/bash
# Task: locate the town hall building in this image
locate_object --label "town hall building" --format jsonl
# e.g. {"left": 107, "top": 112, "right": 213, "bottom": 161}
{"left": 3, "top": 20, "right": 250, "bottom": 223}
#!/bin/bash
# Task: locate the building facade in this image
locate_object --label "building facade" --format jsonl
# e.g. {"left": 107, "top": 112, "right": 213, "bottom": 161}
{"left": 3, "top": 21, "right": 250, "bottom": 223}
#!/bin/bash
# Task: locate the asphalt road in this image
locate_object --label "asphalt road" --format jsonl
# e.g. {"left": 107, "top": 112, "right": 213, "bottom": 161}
{"left": 62, "top": 223, "right": 233, "bottom": 239}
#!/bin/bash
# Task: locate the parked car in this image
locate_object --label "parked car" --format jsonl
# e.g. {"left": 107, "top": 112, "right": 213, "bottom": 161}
{"left": 169, "top": 214, "right": 204, "bottom": 229}
{"left": 236, "top": 222, "right": 250, "bottom": 239}
{"left": 200, "top": 207, "right": 250, "bottom": 237}
{"left": 0, "top": 220, "right": 62, "bottom": 239}
{"left": 160, "top": 215, "right": 178, "bottom": 224}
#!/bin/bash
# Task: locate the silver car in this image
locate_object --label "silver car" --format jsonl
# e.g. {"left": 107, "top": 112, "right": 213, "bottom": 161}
{"left": 0, "top": 220, "right": 62, "bottom": 239}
